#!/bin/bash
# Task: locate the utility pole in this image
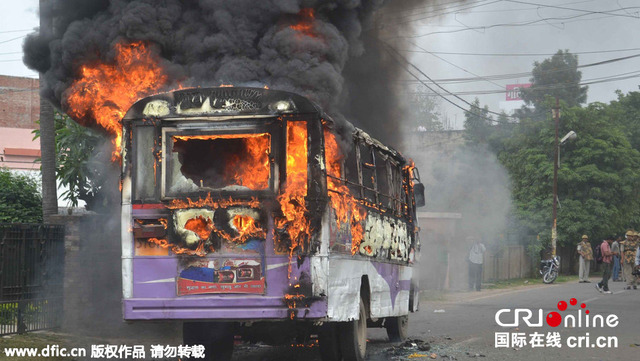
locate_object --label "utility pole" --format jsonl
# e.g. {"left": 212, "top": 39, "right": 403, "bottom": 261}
{"left": 551, "top": 97, "right": 560, "bottom": 257}
{"left": 39, "top": 0, "right": 58, "bottom": 222}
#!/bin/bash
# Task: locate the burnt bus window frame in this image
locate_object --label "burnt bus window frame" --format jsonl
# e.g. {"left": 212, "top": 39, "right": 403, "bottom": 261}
{"left": 323, "top": 132, "right": 409, "bottom": 217}
{"left": 131, "top": 121, "right": 161, "bottom": 202}
{"left": 359, "top": 142, "right": 377, "bottom": 204}
{"left": 160, "top": 118, "right": 279, "bottom": 200}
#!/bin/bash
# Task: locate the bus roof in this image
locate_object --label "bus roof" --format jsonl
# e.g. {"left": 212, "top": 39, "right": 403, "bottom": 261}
{"left": 122, "top": 87, "right": 321, "bottom": 121}
{"left": 123, "top": 86, "right": 404, "bottom": 161}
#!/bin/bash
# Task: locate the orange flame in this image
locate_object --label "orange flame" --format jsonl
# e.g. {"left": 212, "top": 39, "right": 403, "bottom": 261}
{"left": 233, "top": 215, "right": 265, "bottom": 241}
{"left": 147, "top": 237, "right": 207, "bottom": 257}
{"left": 290, "top": 8, "right": 317, "bottom": 38}
{"left": 276, "top": 121, "right": 310, "bottom": 253}
{"left": 324, "top": 129, "right": 367, "bottom": 255}
{"left": 173, "top": 133, "right": 271, "bottom": 190}
{"left": 65, "top": 41, "right": 168, "bottom": 160}
{"left": 184, "top": 216, "right": 214, "bottom": 240}
{"left": 168, "top": 194, "right": 260, "bottom": 210}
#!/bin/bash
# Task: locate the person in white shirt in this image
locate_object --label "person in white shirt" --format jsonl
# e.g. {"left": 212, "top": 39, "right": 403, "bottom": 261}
{"left": 467, "top": 236, "right": 486, "bottom": 292}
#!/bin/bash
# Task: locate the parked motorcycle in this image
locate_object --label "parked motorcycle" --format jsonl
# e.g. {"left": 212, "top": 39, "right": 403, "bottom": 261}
{"left": 540, "top": 255, "right": 560, "bottom": 284}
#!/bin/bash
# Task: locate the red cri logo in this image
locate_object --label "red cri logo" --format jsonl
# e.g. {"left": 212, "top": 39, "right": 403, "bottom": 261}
{"left": 495, "top": 297, "right": 603, "bottom": 328}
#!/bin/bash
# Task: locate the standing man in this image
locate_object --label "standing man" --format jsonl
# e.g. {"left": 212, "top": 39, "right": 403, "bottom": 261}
{"left": 621, "top": 230, "right": 639, "bottom": 290}
{"left": 595, "top": 236, "right": 616, "bottom": 294}
{"left": 577, "top": 235, "right": 593, "bottom": 283}
{"left": 612, "top": 236, "right": 622, "bottom": 282}
{"left": 467, "top": 236, "right": 486, "bottom": 292}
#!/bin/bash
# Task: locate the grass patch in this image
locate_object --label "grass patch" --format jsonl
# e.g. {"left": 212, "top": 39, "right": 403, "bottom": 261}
{"left": 484, "top": 274, "right": 579, "bottom": 289}
{"left": 0, "top": 332, "right": 76, "bottom": 361}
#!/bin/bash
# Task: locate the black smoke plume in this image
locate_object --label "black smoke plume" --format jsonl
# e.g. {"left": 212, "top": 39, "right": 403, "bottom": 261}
{"left": 24, "top": 0, "right": 440, "bottom": 147}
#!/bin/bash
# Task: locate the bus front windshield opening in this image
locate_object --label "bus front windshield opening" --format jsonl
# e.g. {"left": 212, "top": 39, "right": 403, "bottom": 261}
{"left": 167, "top": 133, "right": 271, "bottom": 195}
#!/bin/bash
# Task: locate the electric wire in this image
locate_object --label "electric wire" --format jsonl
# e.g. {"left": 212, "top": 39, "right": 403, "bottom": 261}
{"left": 383, "top": 41, "right": 514, "bottom": 124}
{"left": 396, "top": 53, "right": 640, "bottom": 85}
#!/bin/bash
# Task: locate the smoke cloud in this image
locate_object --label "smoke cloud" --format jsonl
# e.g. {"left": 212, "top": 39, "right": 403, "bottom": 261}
{"left": 23, "top": 0, "right": 449, "bottom": 148}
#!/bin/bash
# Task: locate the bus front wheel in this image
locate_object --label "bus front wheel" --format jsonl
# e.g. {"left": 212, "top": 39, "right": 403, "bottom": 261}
{"left": 338, "top": 298, "right": 367, "bottom": 361}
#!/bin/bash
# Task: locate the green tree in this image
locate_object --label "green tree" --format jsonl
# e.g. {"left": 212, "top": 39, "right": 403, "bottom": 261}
{"left": 0, "top": 168, "right": 43, "bottom": 223}
{"left": 463, "top": 98, "right": 492, "bottom": 144}
{"left": 34, "top": 111, "right": 107, "bottom": 209}
{"left": 499, "top": 101, "right": 640, "bottom": 245}
{"left": 521, "top": 50, "right": 588, "bottom": 111}
{"left": 463, "top": 99, "right": 514, "bottom": 153}
{"left": 407, "top": 85, "right": 444, "bottom": 131}
{"left": 606, "top": 90, "right": 640, "bottom": 150}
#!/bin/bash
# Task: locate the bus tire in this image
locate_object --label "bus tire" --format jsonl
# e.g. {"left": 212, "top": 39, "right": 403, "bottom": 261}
{"left": 338, "top": 298, "right": 367, "bottom": 361}
{"left": 385, "top": 315, "right": 408, "bottom": 342}
{"left": 183, "top": 322, "right": 234, "bottom": 361}
{"left": 318, "top": 323, "right": 342, "bottom": 361}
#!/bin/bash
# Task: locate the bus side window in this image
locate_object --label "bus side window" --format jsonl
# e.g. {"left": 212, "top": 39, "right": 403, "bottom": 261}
{"left": 359, "top": 143, "right": 377, "bottom": 204}
{"left": 133, "top": 126, "right": 156, "bottom": 200}
{"left": 375, "top": 150, "right": 391, "bottom": 209}
{"left": 344, "top": 140, "right": 359, "bottom": 196}
{"left": 390, "top": 163, "right": 403, "bottom": 216}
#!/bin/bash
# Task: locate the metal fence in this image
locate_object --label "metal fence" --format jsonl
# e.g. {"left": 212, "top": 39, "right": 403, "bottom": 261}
{"left": 0, "top": 224, "right": 65, "bottom": 335}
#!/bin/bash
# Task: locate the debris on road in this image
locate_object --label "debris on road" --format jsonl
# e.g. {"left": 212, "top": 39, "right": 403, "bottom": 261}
{"left": 466, "top": 352, "right": 486, "bottom": 357}
{"left": 434, "top": 309, "right": 446, "bottom": 313}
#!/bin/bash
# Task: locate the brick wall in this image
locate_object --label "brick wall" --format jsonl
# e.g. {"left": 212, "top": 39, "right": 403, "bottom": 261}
{"left": 0, "top": 75, "right": 40, "bottom": 129}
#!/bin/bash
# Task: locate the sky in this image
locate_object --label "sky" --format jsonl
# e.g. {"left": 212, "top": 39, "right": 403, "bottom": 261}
{"left": 1, "top": 0, "right": 639, "bottom": 130}
{"left": 388, "top": 0, "right": 640, "bottom": 128}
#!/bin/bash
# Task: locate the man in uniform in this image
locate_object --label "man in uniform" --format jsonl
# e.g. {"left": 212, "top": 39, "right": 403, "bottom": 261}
{"left": 577, "top": 235, "right": 593, "bottom": 283}
{"left": 621, "top": 230, "right": 639, "bottom": 290}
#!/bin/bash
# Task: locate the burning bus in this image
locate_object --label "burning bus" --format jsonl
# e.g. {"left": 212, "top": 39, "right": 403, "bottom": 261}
{"left": 120, "top": 86, "right": 424, "bottom": 361}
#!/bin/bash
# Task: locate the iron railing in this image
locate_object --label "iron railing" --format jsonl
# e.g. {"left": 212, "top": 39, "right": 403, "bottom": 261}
{"left": 0, "top": 224, "right": 64, "bottom": 335}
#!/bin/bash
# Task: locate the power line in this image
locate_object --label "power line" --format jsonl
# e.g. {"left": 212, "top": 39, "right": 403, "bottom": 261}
{"left": 505, "top": 0, "right": 640, "bottom": 18}
{"left": 388, "top": 0, "right": 639, "bottom": 28}
{"left": 397, "top": 46, "right": 640, "bottom": 57}
{"left": 409, "top": 41, "right": 505, "bottom": 89}
{"left": 402, "top": 70, "right": 640, "bottom": 97}
{"left": 391, "top": 7, "right": 640, "bottom": 38}
{"left": 383, "top": 41, "right": 514, "bottom": 124}
{"left": 396, "top": 53, "right": 640, "bottom": 85}
{"left": 0, "top": 35, "right": 27, "bottom": 45}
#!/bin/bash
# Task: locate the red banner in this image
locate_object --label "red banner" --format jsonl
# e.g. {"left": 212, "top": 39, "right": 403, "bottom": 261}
{"left": 177, "top": 277, "right": 265, "bottom": 296}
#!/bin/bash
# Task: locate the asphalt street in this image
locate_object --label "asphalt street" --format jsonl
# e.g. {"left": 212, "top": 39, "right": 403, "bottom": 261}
{"left": 232, "top": 276, "right": 640, "bottom": 360}
{"left": 403, "top": 276, "right": 640, "bottom": 360}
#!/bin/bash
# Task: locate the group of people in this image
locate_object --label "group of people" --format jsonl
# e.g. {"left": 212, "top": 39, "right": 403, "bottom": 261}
{"left": 577, "top": 231, "right": 640, "bottom": 294}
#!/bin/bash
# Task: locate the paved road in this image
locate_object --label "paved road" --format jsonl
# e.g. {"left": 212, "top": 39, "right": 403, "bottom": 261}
{"left": 233, "top": 276, "right": 640, "bottom": 360}
{"left": 401, "top": 277, "right": 640, "bottom": 360}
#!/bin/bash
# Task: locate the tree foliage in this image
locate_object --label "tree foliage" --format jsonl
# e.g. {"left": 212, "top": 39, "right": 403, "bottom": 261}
{"left": 461, "top": 50, "right": 640, "bottom": 249}
{"left": 34, "top": 111, "right": 108, "bottom": 209}
{"left": 406, "top": 85, "right": 444, "bottom": 131}
{"left": 521, "top": 50, "right": 588, "bottom": 110}
{"left": 481, "top": 100, "right": 640, "bottom": 246}
{"left": 0, "top": 168, "right": 42, "bottom": 223}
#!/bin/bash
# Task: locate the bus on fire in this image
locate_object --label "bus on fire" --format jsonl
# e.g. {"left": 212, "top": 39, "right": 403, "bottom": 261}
{"left": 120, "top": 87, "right": 424, "bottom": 361}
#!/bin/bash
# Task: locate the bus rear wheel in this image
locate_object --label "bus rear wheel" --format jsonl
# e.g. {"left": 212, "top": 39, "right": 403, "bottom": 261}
{"left": 385, "top": 315, "right": 408, "bottom": 342}
{"left": 318, "top": 323, "right": 342, "bottom": 361}
{"left": 338, "top": 298, "right": 367, "bottom": 361}
{"left": 183, "top": 322, "right": 234, "bottom": 361}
